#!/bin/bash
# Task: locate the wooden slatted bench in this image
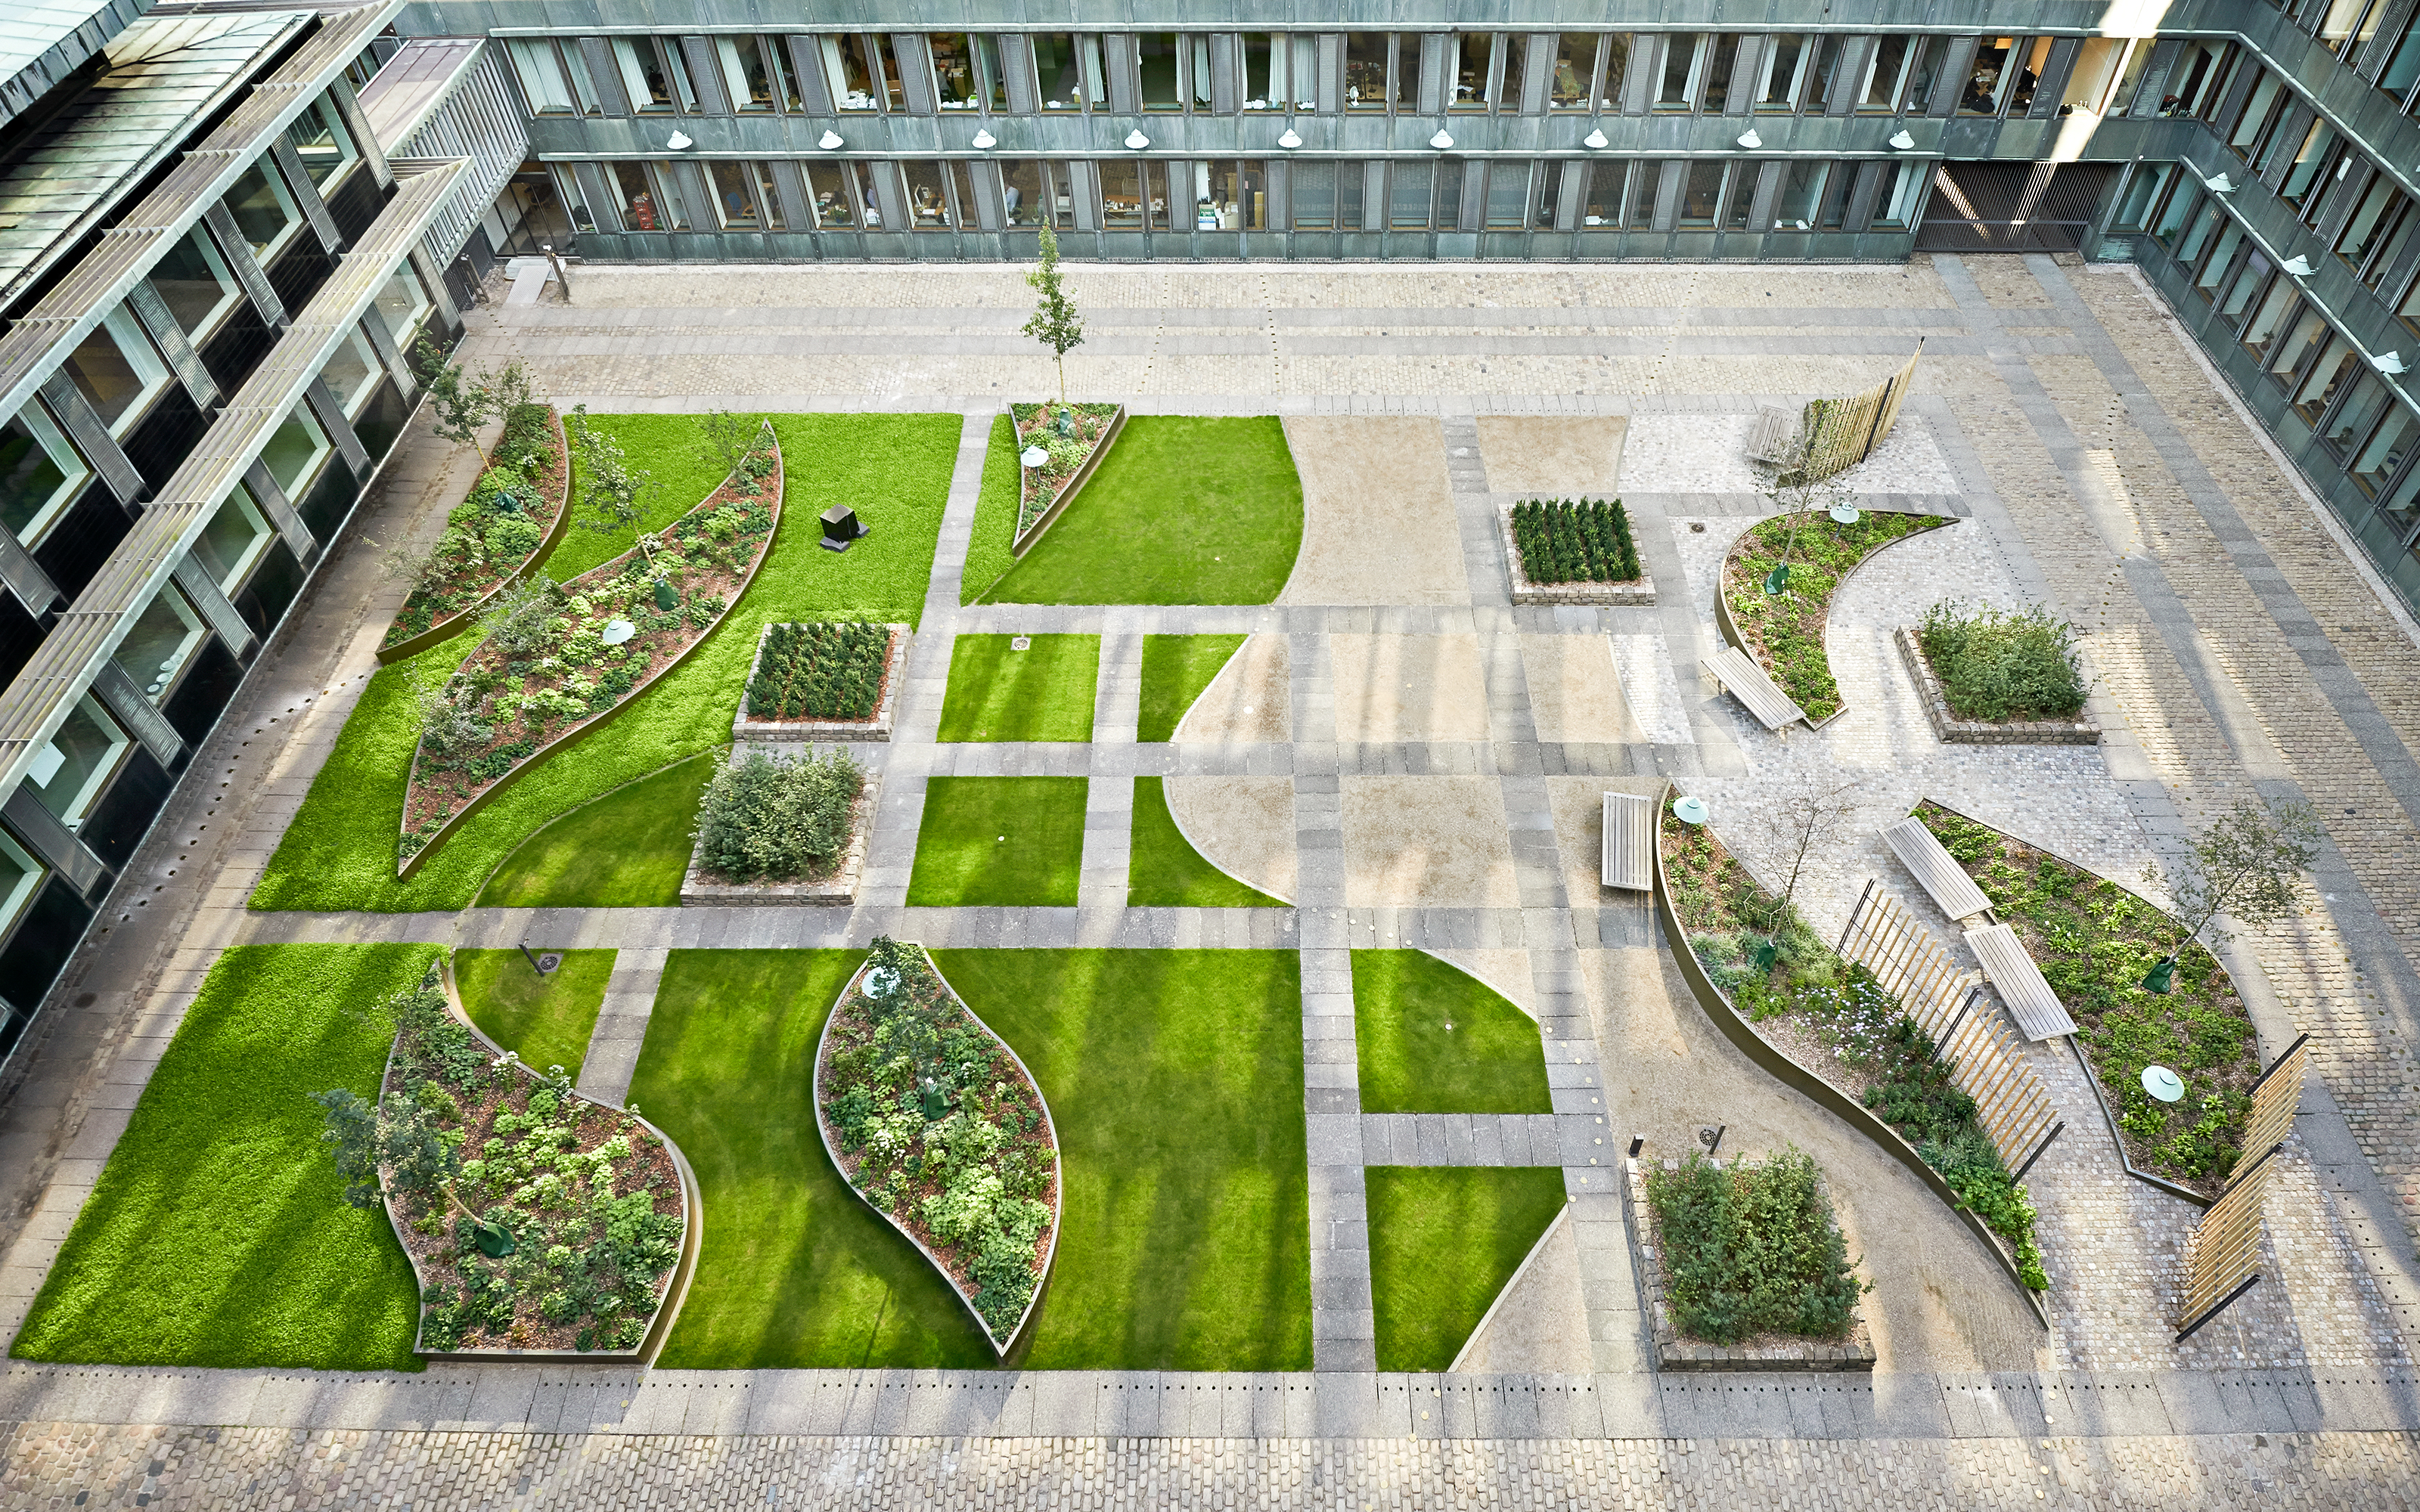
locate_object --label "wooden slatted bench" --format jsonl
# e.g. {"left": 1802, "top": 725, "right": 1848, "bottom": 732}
{"left": 1880, "top": 816, "right": 1995, "bottom": 923}
{"left": 1703, "top": 646, "right": 1806, "bottom": 732}
{"left": 1964, "top": 922, "right": 2080, "bottom": 1041}
{"left": 1602, "top": 792, "right": 1655, "bottom": 891}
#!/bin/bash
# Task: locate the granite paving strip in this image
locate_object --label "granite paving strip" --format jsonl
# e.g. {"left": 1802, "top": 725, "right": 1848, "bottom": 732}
{"left": 571, "top": 948, "right": 659, "bottom": 1107}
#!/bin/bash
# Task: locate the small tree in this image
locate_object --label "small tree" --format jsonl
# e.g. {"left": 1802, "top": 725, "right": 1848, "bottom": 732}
{"left": 310, "top": 1087, "right": 459, "bottom": 1209}
{"left": 413, "top": 335, "right": 500, "bottom": 467}
{"left": 1750, "top": 460, "right": 1854, "bottom": 597}
{"left": 1022, "top": 225, "right": 1084, "bottom": 404}
{"left": 566, "top": 404, "right": 656, "bottom": 561}
{"left": 2140, "top": 798, "right": 2322, "bottom": 991}
{"left": 699, "top": 408, "right": 761, "bottom": 481}
{"left": 1750, "top": 771, "right": 1863, "bottom": 940}
{"left": 475, "top": 571, "right": 559, "bottom": 661}
{"left": 408, "top": 664, "right": 491, "bottom": 757}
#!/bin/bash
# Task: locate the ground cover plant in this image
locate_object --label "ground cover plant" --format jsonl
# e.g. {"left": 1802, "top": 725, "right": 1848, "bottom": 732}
{"left": 1010, "top": 401, "right": 1122, "bottom": 538}
{"left": 980, "top": 417, "right": 1304, "bottom": 606}
{"left": 383, "top": 401, "right": 566, "bottom": 649}
{"left": 1509, "top": 497, "right": 1640, "bottom": 584}
{"left": 475, "top": 755, "right": 712, "bottom": 909}
{"left": 1137, "top": 633, "right": 1246, "bottom": 742}
{"left": 1643, "top": 1149, "right": 1864, "bottom": 1346}
{"left": 1126, "top": 776, "right": 1286, "bottom": 906}
{"left": 1917, "top": 801, "right": 2259, "bottom": 1193}
{"left": 906, "top": 777, "right": 1087, "bottom": 906}
{"left": 935, "top": 634, "right": 1100, "bottom": 742}
{"left": 961, "top": 415, "right": 1020, "bottom": 605}
{"left": 633, "top": 950, "right": 995, "bottom": 1370}
{"left": 1364, "top": 1167, "right": 1566, "bottom": 1371}
{"left": 398, "top": 423, "right": 782, "bottom": 866}
{"left": 11, "top": 944, "right": 427, "bottom": 1371}
{"left": 320, "top": 962, "right": 685, "bottom": 1352}
{"left": 454, "top": 947, "right": 616, "bottom": 1084}
{"left": 935, "top": 948, "right": 1312, "bottom": 1370}
{"left": 1662, "top": 810, "right": 2047, "bottom": 1288}
{"left": 1353, "top": 950, "right": 1552, "bottom": 1115}
{"left": 744, "top": 621, "right": 894, "bottom": 722}
{"left": 1915, "top": 600, "right": 2090, "bottom": 722}
{"left": 818, "top": 939, "right": 1060, "bottom": 1345}
{"left": 693, "top": 745, "right": 864, "bottom": 884}
{"left": 1723, "top": 510, "right": 1950, "bottom": 722}
{"left": 253, "top": 414, "right": 959, "bottom": 913}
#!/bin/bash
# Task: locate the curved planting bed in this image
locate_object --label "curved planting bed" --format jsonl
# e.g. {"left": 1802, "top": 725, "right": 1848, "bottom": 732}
{"left": 814, "top": 937, "right": 1061, "bottom": 1353}
{"left": 380, "top": 404, "right": 572, "bottom": 663}
{"left": 1717, "top": 510, "right": 1953, "bottom": 724}
{"left": 397, "top": 423, "right": 782, "bottom": 875}
{"left": 374, "top": 960, "right": 700, "bottom": 1361}
{"left": 1010, "top": 401, "right": 1124, "bottom": 554}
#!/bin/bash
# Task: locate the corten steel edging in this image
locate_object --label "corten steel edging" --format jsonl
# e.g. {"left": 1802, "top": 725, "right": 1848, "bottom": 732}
{"left": 1006, "top": 404, "right": 1128, "bottom": 561}
{"left": 377, "top": 409, "right": 577, "bottom": 665}
{"left": 1652, "top": 780, "right": 2051, "bottom": 1328}
{"left": 396, "top": 431, "right": 783, "bottom": 879}
{"left": 811, "top": 948, "right": 1064, "bottom": 1359}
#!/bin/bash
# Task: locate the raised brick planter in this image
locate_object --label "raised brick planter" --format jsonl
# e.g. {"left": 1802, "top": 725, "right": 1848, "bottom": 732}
{"left": 731, "top": 623, "right": 911, "bottom": 744}
{"left": 1498, "top": 505, "right": 1655, "bottom": 606}
{"left": 1626, "top": 1155, "right": 1877, "bottom": 1373}
{"left": 678, "top": 754, "right": 881, "bottom": 906}
{"left": 1895, "top": 627, "right": 2099, "bottom": 745}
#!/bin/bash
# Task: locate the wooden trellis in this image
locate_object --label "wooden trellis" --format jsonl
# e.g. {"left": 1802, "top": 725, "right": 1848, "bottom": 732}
{"left": 1936, "top": 1001, "right": 2062, "bottom": 1179}
{"left": 1838, "top": 880, "right": 1980, "bottom": 1040}
{"left": 1796, "top": 341, "right": 1925, "bottom": 483}
{"left": 2176, "top": 1144, "right": 2282, "bottom": 1341}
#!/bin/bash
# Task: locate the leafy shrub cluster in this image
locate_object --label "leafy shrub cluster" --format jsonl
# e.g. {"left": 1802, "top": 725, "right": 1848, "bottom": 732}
{"left": 821, "top": 938, "right": 1056, "bottom": 1338}
{"left": 313, "top": 965, "right": 684, "bottom": 1352}
{"left": 1917, "top": 803, "right": 2256, "bottom": 1189}
{"left": 1916, "top": 600, "right": 2090, "bottom": 722}
{"left": 746, "top": 620, "right": 892, "bottom": 721}
{"left": 1009, "top": 401, "right": 1121, "bottom": 535}
{"left": 694, "top": 745, "right": 864, "bottom": 882}
{"left": 1510, "top": 497, "right": 1640, "bottom": 584}
{"left": 1725, "top": 511, "right": 1947, "bottom": 722}
{"left": 387, "top": 404, "right": 564, "bottom": 645}
{"left": 1645, "top": 1149, "right": 1866, "bottom": 1345}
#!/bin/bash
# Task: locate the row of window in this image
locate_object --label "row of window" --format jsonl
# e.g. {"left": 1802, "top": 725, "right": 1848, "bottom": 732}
{"left": 2260, "top": 0, "right": 2420, "bottom": 113}
{"left": 502, "top": 29, "right": 2161, "bottom": 125}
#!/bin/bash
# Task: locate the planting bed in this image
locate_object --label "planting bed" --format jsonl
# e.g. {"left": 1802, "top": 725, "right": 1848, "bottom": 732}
{"left": 1501, "top": 497, "right": 1655, "bottom": 606}
{"left": 734, "top": 621, "right": 909, "bottom": 741}
{"left": 814, "top": 940, "right": 1062, "bottom": 1350}
{"left": 681, "top": 745, "right": 880, "bottom": 906}
{"left": 1719, "top": 510, "right": 1951, "bottom": 723}
{"left": 1630, "top": 1151, "right": 1873, "bottom": 1371}
{"left": 1010, "top": 401, "right": 1123, "bottom": 547}
{"left": 398, "top": 427, "right": 782, "bottom": 872}
{"left": 1915, "top": 801, "right": 2258, "bottom": 1197}
{"left": 381, "top": 404, "right": 570, "bottom": 660}
{"left": 1896, "top": 629, "right": 2099, "bottom": 745}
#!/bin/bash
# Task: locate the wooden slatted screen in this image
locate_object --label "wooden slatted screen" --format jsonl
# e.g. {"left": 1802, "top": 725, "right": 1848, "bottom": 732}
{"left": 1938, "top": 1005, "right": 2059, "bottom": 1173}
{"left": 1837, "top": 880, "right": 1978, "bottom": 1040}
{"left": 1797, "top": 342, "right": 1925, "bottom": 483}
{"left": 2232, "top": 1035, "right": 2309, "bottom": 1190}
{"left": 2176, "top": 1144, "right": 2281, "bottom": 1340}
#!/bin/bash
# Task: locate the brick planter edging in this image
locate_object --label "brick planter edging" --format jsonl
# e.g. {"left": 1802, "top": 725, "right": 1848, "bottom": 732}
{"left": 679, "top": 751, "right": 882, "bottom": 906}
{"left": 1625, "top": 1156, "right": 1877, "bottom": 1373}
{"left": 1895, "top": 627, "right": 2100, "bottom": 745}
{"left": 1497, "top": 504, "right": 1655, "bottom": 606}
{"left": 731, "top": 623, "right": 911, "bottom": 743}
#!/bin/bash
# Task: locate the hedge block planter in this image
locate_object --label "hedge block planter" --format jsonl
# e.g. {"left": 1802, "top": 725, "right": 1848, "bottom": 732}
{"left": 1498, "top": 503, "right": 1655, "bottom": 606}
{"left": 1896, "top": 628, "right": 2099, "bottom": 745}
{"left": 680, "top": 751, "right": 881, "bottom": 907}
{"left": 380, "top": 407, "right": 573, "bottom": 664}
{"left": 733, "top": 622, "right": 910, "bottom": 742}
{"left": 1010, "top": 402, "right": 1125, "bottom": 557}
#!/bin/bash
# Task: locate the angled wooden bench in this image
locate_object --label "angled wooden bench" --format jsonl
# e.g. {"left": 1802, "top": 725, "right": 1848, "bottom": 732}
{"left": 1702, "top": 646, "right": 1806, "bottom": 733}
{"left": 1602, "top": 792, "right": 1655, "bottom": 891}
{"left": 1880, "top": 815, "right": 1995, "bottom": 923}
{"left": 1964, "top": 922, "right": 2080, "bottom": 1041}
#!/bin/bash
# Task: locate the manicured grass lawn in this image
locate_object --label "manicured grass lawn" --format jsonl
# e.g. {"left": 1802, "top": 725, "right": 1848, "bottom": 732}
{"left": 907, "top": 776, "right": 1087, "bottom": 906}
{"left": 960, "top": 414, "right": 1019, "bottom": 606}
{"left": 11, "top": 944, "right": 430, "bottom": 1371}
{"left": 475, "top": 754, "right": 712, "bottom": 908}
{"left": 980, "top": 417, "right": 1304, "bottom": 606}
{"left": 936, "top": 949, "right": 1311, "bottom": 1370}
{"left": 1366, "top": 1167, "right": 1567, "bottom": 1371}
{"left": 1137, "top": 634, "right": 1246, "bottom": 742}
{"left": 1128, "top": 776, "right": 1286, "bottom": 907}
{"left": 453, "top": 947, "right": 615, "bottom": 1083}
{"left": 555, "top": 414, "right": 740, "bottom": 580}
{"left": 252, "top": 414, "right": 959, "bottom": 913}
{"left": 935, "top": 634, "right": 1100, "bottom": 742}
{"left": 1354, "top": 951, "right": 1553, "bottom": 1115}
{"left": 634, "top": 949, "right": 995, "bottom": 1368}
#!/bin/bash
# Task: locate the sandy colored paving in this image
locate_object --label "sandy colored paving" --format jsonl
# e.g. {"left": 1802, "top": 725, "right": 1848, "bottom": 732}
{"left": 1278, "top": 417, "right": 1469, "bottom": 606}
{"left": 1329, "top": 634, "right": 1494, "bottom": 742}
{"left": 1164, "top": 776, "right": 1296, "bottom": 903}
{"left": 1475, "top": 416, "right": 1627, "bottom": 495}
{"left": 1452, "top": 1213, "right": 1593, "bottom": 1374}
{"left": 1521, "top": 634, "right": 1642, "bottom": 746}
{"left": 1341, "top": 776, "right": 1520, "bottom": 909}
{"left": 1173, "top": 631, "right": 1290, "bottom": 744}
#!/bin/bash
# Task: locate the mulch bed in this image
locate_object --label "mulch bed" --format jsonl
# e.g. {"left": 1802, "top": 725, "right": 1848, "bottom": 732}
{"left": 383, "top": 407, "right": 570, "bottom": 649}
{"left": 1012, "top": 401, "right": 1119, "bottom": 537}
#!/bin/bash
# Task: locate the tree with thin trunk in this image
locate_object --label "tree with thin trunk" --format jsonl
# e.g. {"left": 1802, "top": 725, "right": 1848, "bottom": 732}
{"left": 1022, "top": 225, "right": 1084, "bottom": 404}
{"left": 2140, "top": 798, "right": 2322, "bottom": 988}
{"left": 1751, "top": 770, "right": 1864, "bottom": 940}
{"left": 566, "top": 404, "right": 657, "bottom": 562}
{"left": 411, "top": 339, "right": 536, "bottom": 470}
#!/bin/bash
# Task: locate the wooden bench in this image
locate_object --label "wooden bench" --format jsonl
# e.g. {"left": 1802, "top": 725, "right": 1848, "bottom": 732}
{"left": 1880, "top": 815, "right": 1995, "bottom": 923}
{"left": 1746, "top": 405, "right": 1806, "bottom": 468}
{"left": 1601, "top": 792, "right": 1655, "bottom": 891}
{"left": 1963, "top": 923, "right": 2079, "bottom": 1041}
{"left": 1702, "top": 646, "right": 1806, "bottom": 732}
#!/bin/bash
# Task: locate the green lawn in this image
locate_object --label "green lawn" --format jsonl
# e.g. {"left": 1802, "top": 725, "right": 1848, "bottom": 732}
{"left": 251, "top": 414, "right": 960, "bottom": 913}
{"left": 1137, "top": 634, "right": 1247, "bottom": 742}
{"left": 980, "top": 417, "right": 1304, "bottom": 606}
{"left": 555, "top": 414, "right": 742, "bottom": 581}
{"left": 475, "top": 754, "right": 712, "bottom": 908}
{"left": 907, "top": 776, "right": 1087, "bottom": 906}
{"left": 935, "top": 634, "right": 1100, "bottom": 742}
{"left": 1354, "top": 951, "right": 1553, "bottom": 1115}
{"left": 453, "top": 947, "right": 615, "bottom": 1083}
{"left": 11, "top": 944, "right": 430, "bottom": 1371}
{"left": 634, "top": 949, "right": 996, "bottom": 1368}
{"left": 1128, "top": 776, "right": 1286, "bottom": 907}
{"left": 935, "top": 949, "right": 1311, "bottom": 1370}
{"left": 960, "top": 414, "right": 1019, "bottom": 605}
{"left": 1366, "top": 1167, "right": 1568, "bottom": 1371}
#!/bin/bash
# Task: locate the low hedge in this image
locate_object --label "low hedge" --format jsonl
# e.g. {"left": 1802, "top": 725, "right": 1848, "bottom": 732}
{"left": 1646, "top": 1149, "right": 1864, "bottom": 1346}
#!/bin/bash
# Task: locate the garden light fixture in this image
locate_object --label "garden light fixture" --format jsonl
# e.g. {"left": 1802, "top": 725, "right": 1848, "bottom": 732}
{"left": 2282, "top": 254, "right": 2313, "bottom": 276}
{"left": 666, "top": 130, "right": 692, "bottom": 150}
{"left": 820, "top": 503, "right": 870, "bottom": 553}
{"left": 600, "top": 619, "right": 635, "bottom": 646}
{"left": 1888, "top": 129, "right": 1916, "bottom": 150}
{"left": 1829, "top": 503, "right": 1862, "bottom": 525}
{"left": 1671, "top": 795, "right": 1708, "bottom": 825}
{"left": 1584, "top": 129, "right": 1609, "bottom": 149}
{"left": 1020, "top": 444, "right": 1048, "bottom": 468}
{"left": 2140, "top": 955, "right": 2177, "bottom": 994}
{"left": 1125, "top": 129, "right": 1150, "bottom": 150}
{"left": 2141, "top": 1064, "right": 2186, "bottom": 1103}
{"left": 1736, "top": 129, "right": 1762, "bottom": 150}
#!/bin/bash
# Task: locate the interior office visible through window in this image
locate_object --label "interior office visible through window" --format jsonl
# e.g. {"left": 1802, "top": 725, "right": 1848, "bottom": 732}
{"left": 717, "top": 37, "right": 779, "bottom": 111}
{"left": 60, "top": 308, "right": 169, "bottom": 436}
{"left": 1032, "top": 34, "right": 1103, "bottom": 110}
{"left": 1, "top": 404, "right": 86, "bottom": 545}
{"left": 1550, "top": 34, "right": 1622, "bottom": 110}
{"left": 0, "top": 829, "right": 42, "bottom": 942}
{"left": 1657, "top": 35, "right": 1705, "bottom": 111}
{"left": 222, "top": 162, "right": 302, "bottom": 262}
{"left": 1135, "top": 34, "right": 1211, "bottom": 112}
{"left": 614, "top": 39, "right": 677, "bottom": 111}
{"left": 23, "top": 694, "right": 129, "bottom": 832}
{"left": 284, "top": 95, "right": 359, "bottom": 183}
{"left": 802, "top": 161, "right": 855, "bottom": 227}
{"left": 1240, "top": 35, "right": 1312, "bottom": 110}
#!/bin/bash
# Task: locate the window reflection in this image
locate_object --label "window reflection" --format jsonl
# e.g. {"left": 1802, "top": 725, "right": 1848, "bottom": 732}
{"left": 26, "top": 695, "right": 128, "bottom": 829}
{"left": 147, "top": 228, "right": 238, "bottom": 338}
{"left": 0, "top": 404, "right": 85, "bottom": 544}
{"left": 113, "top": 587, "right": 205, "bottom": 704}
{"left": 932, "top": 34, "right": 980, "bottom": 108}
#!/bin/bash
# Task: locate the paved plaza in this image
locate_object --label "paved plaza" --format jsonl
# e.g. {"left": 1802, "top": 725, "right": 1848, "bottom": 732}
{"left": 0, "top": 252, "right": 2418, "bottom": 1506}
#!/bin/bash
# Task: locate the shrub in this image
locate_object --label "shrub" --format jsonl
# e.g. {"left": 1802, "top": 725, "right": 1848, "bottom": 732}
{"left": 1645, "top": 1148, "right": 1865, "bottom": 1345}
{"left": 694, "top": 745, "right": 864, "bottom": 881}
{"left": 1916, "top": 600, "right": 2089, "bottom": 721}
{"left": 1510, "top": 497, "right": 1639, "bottom": 584}
{"left": 746, "top": 621, "right": 891, "bottom": 721}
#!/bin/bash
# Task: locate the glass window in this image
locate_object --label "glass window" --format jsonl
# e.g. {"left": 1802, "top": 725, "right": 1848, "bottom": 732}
{"left": 1818, "top": 162, "right": 1857, "bottom": 228}
{"left": 508, "top": 39, "right": 575, "bottom": 115}
{"left": 2238, "top": 279, "right": 2300, "bottom": 364}
{"left": 2335, "top": 175, "right": 2408, "bottom": 274}
{"left": 850, "top": 162, "right": 887, "bottom": 228}
{"left": 2175, "top": 197, "right": 2225, "bottom": 265}
{"left": 2111, "top": 163, "right": 2172, "bottom": 231}
{"left": 1280, "top": 162, "right": 1329, "bottom": 228}
{"left": 2217, "top": 256, "right": 2273, "bottom": 331}
{"left": 2226, "top": 73, "right": 2288, "bottom": 161}
{"left": 898, "top": 161, "right": 951, "bottom": 228}
{"left": 718, "top": 37, "right": 775, "bottom": 111}
{"left": 1485, "top": 162, "right": 1531, "bottom": 227}
{"left": 805, "top": 160, "right": 855, "bottom": 227}
{"left": 2296, "top": 337, "right": 2363, "bottom": 426}
{"left": 1630, "top": 161, "right": 1665, "bottom": 228}
{"left": 372, "top": 265, "right": 433, "bottom": 345}
{"left": 1186, "top": 34, "right": 1216, "bottom": 111}
{"left": 932, "top": 34, "right": 979, "bottom": 108}
{"left": 284, "top": 96, "right": 358, "bottom": 184}
{"left": 222, "top": 163, "right": 299, "bottom": 259}
{"left": 998, "top": 160, "right": 1042, "bottom": 227}
{"left": 1874, "top": 160, "right": 1929, "bottom": 228}
{"left": 190, "top": 485, "right": 272, "bottom": 590}
{"left": 1701, "top": 36, "right": 1739, "bottom": 113}
{"left": 1336, "top": 160, "right": 1363, "bottom": 229}
{"left": 758, "top": 163, "right": 788, "bottom": 229}
{"left": 1581, "top": 162, "right": 1624, "bottom": 227}
{"left": 2108, "top": 38, "right": 2155, "bottom": 116}
{"left": 2266, "top": 304, "right": 2331, "bottom": 388}
{"left": 1, "top": 403, "right": 85, "bottom": 544}
{"left": 1658, "top": 34, "right": 1703, "bottom": 110}
{"left": 1499, "top": 34, "right": 1528, "bottom": 111}
{"left": 973, "top": 36, "right": 1007, "bottom": 111}
{"left": 1962, "top": 38, "right": 2015, "bottom": 115}
{"left": 1678, "top": 161, "right": 1724, "bottom": 226}
{"left": 1807, "top": 36, "right": 1846, "bottom": 110}
{"left": 2008, "top": 38, "right": 2052, "bottom": 113}
{"left": 1239, "top": 34, "right": 1291, "bottom": 112}
{"left": 2379, "top": 11, "right": 2420, "bottom": 95}
{"left": 147, "top": 228, "right": 238, "bottom": 338}
{"left": 1346, "top": 33, "right": 1390, "bottom": 110}
{"left": 319, "top": 322, "right": 382, "bottom": 416}
{"left": 769, "top": 36, "right": 802, "bottom": 110}
{"left": 1772, "top": 160, "right": 1829, "bottom": 228}
{"left": 870, "top": 36, "right": 907, "bottom": 111}
{"left": 2150, "top": 182, "right": 2201, "bottom": 247}
{"left": 655, "top": 163, "right": 692, "bottom": 229}
{"left": 2323, "top": 372, "right": 2392, "bottom": 456}
{"left": 1100, "top": 160, "right": 1144, "bottom": 228}
{"left": 2319, "top": 0, "right": 2382, "bottom": 54}
{"left": 1760, "top": 35, "right": 1810, "bottom": 110}
{"left": 1600, "top": 37, "right": 1631, "bottom": 110}
{"left": 711, "top": 161, "right": 762, "bottom": 228}
{"left": 1450, "top": 34, "right": 1493, "bottom": 111}
{"left": 1390, "top": 162, "right": 1433, "bottom": 228}
{"left": 63, "top": 308, "right": 168, "bottom": 435}
{"left": 1212, "top": 161, "right": 1267, "bottom": 231}
{"left": 25, "top": 695, "right": 127, "bottom": 829}
{"left": 612, "top": 162, "right": 662, "bottom": 229}
{"left": 616, "top": 39, "right": 675, "bottom": 111}
{"left": 1901, "top": 37, "right": 1943, "bottom": 113}
{"left": 1863, "top": 36, "right": 1913, "bottom": 111}
{"left": 2192, "top": 224, "right": 2247, "bottom": 301}
{"left": 113, "top": 585, "right": 205, "bottom": 703}
{"left": 663, "top": 39, "right": 698, "bottom": 111}
{"left": 1544, "top": 35, "right": 1593, "bottom": 109}
{"left": 1033, "top": 33, "right": 1091, "bottom": 110}
{"left": 260, "top": 399, "right": 330, "bottom": 497}
{"left": 2280, "top": 121, "right": 2337, "bottom": 211}
{"left": 1722, "top": 161, "right": 1758, "bottom": 229}
{"left": 2351, "top": 402, "right": 2418, "bottom": 496}
{"left": 2062, "top": 37, "right": 2129, "bottom": 115}
{"left": 823, "top": 35, "right": 880, "bottom": 110}
{"left": 1137, "top": 33, "right": 1182, "bottom": 111}
{"left": 0, "top": 828, "right": 42, "bottom": 940}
